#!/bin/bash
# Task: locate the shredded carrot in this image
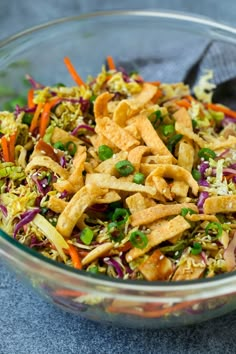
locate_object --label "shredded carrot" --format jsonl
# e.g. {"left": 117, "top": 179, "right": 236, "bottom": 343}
{"left": 107, "top": 299, "right": 201, "bottom": 318}
{"left": 106, "top": 56, "right": 116, "bottom": 71}
{"left": 151, "top": 89, "right": 163, "bottom": 103}
{"left": 175, "top": 99, "right": 192, "bottom": 109}
{"left": 206, "top": 103, "right": 236, "bottom": 119}
{"left": 225, "top": 174, "right": 235, "bottom": 181}
{"left": 68, "top": 244, "right": 82, "bottom": 270}
{"left": 39, "top": 98, "right": 61, "bottom": 138}
{"left": 184, "top": 95, "right": 196, "bottom": 102}
{"left": 9, "top": 132, "right": 17, "bottom": 163}
{"left": 30, "top": 102, "right": 44, "bottom": 133}
{"left": 53, "top": 289, "right": 85, "bottom": 297}
{"left": 1, "top": 136, "right": 10, "bottom": 162}
{"left": 27, "top": 88, "right": 35, "bottom": 109}
{"left": 63, "top": 56, "right": 85, "bottom": 86}
{"left": 148, "top": 81, "right": 161, "bottom": 86}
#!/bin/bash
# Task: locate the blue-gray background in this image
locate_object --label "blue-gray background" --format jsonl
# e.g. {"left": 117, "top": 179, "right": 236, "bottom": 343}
{"left": 1, "top": 1, "right": 236, "bottom": 354}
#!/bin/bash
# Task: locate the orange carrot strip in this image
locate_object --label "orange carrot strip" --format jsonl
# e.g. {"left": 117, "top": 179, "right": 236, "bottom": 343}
{"left": 207, "top": 103, "right": 236, "bottom": 119}
{"left": 106, "top": 56, "right": 116, "bottom": 71}
{"left": 63, "top": 56, "right": 85, "bottom": 86}
{"left": 39, "top": 98, "right": 61, "bottom": 138}
{"left": 107, "top": 300, "right": 200, "bottom": 318}
{"left": 148, "top": 81, "right": 161, "bottom": 86}
{"left": 1, "top": 136, "right": 10, "bottom": 162}
{"left": 53, "top": 289, "right": 85, "bottom": 297}
{"left": 151, "top": 88, "right": 163, "bottom": 103}
{"left": 27, "top": 88, "right": 35, "bottom": 109}
{"left": 225, "top": 174, "right": 235, "bottom": 181}
{"left": 68, "top": 245, "right": 82, "bottom": 270}
{"left": 185, "top": 95, "right": 196, "bottom": 102}
{"left": 9, "top": 132, "right": 17, "bottom": 163}
{"left": 175, "top": 99, "right": 191, "bottom": 109}
{"left": 30, "top": 102, "right": 44, "bottom": 133}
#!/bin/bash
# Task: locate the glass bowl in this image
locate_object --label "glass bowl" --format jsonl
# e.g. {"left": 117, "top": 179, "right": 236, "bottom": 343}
{"left": 0, "top": 10, "right": 236, "bottom": 328}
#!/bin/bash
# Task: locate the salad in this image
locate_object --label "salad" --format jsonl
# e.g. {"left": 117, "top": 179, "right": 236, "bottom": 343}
{"left": 0, "top": 55, "right": 236, "bottom": 282}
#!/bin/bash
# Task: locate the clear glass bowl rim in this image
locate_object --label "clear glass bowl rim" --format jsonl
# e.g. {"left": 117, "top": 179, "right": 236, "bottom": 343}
{"left": 0, "top": 9, "right": 236, "bottom": 296}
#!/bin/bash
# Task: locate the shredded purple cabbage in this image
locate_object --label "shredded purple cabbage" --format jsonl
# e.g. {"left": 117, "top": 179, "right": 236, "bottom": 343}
{"left": 32, "top": 174, "right": 51, "bottom": 195}
{"left": 71, "top": 124, "right": 95, "bottom": 136}
{"left": 25, "top": 74, "right": 44, "bottom": 89}
{"left": 14, "top": 208, "right": 40, "bottom": 238}
{"left": 104, "top": 257, "right": 124, "bottom": 278}
{"left": 198, "top": 179, "right": 209, "bottom": 187}
{"left": 199, "top": 162, "right": 209, "bottom": 176}
{"left": 0, "top": 204, "right": 8, "bottom": 217}
{"left": 59, "top": 190, "right": 68, "bottom": 199}
{"left": 15, "top": 105, "right": 36, "bottom": 116}
{"left": 59, "top": 155, "right": 67, "bottom": 168}
{"left": 222, "top": 116, "right": 236, "bottom": 127}
{"left": 62, "top": 97, "right": 90, "bottom": 113}
{"left": 29, "top": 235, "right": 48, "bottom": 248}
{"left": 197, "top": 192, "right": 209, "bottom": 213}
{"left": 218, "top": 149, "right": 230, "bottom": 158}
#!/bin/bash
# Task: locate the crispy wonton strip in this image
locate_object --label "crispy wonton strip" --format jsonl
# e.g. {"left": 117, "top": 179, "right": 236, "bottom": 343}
{"left": 203, "top": 195, "right": 236, "bottom": 214}
{"left": 128, "top": 83, "right": 157, "bottom": 110}
{"left": 136, "top": 115, "right": 175, "bottom": 160}
{"left": 82, "top": 242, "right": 114, "bottom": 266}
{"left": 51, "top": 127, "right": 82, "bottom": 145}
{"left": 68, "top": 147, "right": 86, "bottom": 189}
{"left": 85, "top": 173, "right": 156, "bottom": 196}
{"left": 186, "top": 214, "right": 219, "bottom": 222}
{"left": 56, "top": 185, "right": 105, "bottom": 237}
{"left": 141, "top": 155, "right": 173, "bottom": 164}
{"left": 172, "top": 254, "right": 206, "bottom": 281}
{"left": 128, "top": 146, "right": 150, "bottom": 171}
{"left": 95, "top": 151, "right": 128, "bottom": 174}
{"left": 54, "top": 147, "right": 86, "bottom": 193}
{"left": 146, "top": 164, "right": 199, "bottom": 196}
{"left": 126, "top": 216, "right": 191, "bottom": 261}
{"left": 26, "top": 155, "right": 69, "bottom": 180}
{"left": 48, "top": 191, "right": 120, "bottom": 213}
{"left": 90, "top": 133, "right": 118, "bottom": 151}
{"left": 96, "top": 117, "right": 139, "bottom": 151}
{"left": 94, "top": 92, "right": 114, "bottom": 120}
{"left": 152, "top": 176, "right": 172, "bottom": 201}
{"left": 175, "top": 122, "right": 205, "bottom": 148}
{"left": 171, "top": 141, "right": 194, "bottom": 198}
{"left": 139, "top": 249, "right": 173, "bottom": 281}
{"left": 130, "top": 202, "right": 198, "bottom": 226}
{"left": 206, "top": 135, "right": 236, "bottom": 151}
{"left": 113, "top": 100, "right": 131, "bottom": 127}
{"left": 125, "top": 193, "right": 156, "bottom": 214}
{"left": 173, "top": 108, "right": 193, "bottom": 130}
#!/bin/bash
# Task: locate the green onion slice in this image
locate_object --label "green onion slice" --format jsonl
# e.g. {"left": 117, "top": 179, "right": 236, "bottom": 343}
{"left": 192, "top": 169, "right": 201, "bottom": 181}
{"left": 167, "top": 134, "right": 183, "bottom": 153}
{"left": 115, "top": 160, "right": 134, "bottom": 176}
{"left": 133, "top": 172, "right": 145, "bottom": 184}
{"left": 112, "top": 208, "right": 129, "bottom": 225}
{"left": 180, "top": 208, "right": 197, "bottom": 217}
{"left": 205, "top": 222, "right": 223, "bottom": 238}
{"left": 148, "top": 110, "right": 163, "bottom": 129}
{"left": 198, "top": 148, "right": 216, "bottom": 161}
{"left": 107, "top": 222, "right": 124, "bottom": 242}
{"left": 65, "top": 141, "right": 77, "bottom": 156}
{"left": 191, "top": 242, "right": 202, "bottom": 255}
{"left": 161, "top": 124, "right": 174, "bottom": 136}
{"left": 129, "top": 230, "right": 148, "bottom": 249}
{"left": 53, "top": 141, "right": 65, "bottom": 150}
{"left": 98, "top": 145, "right": 113, "bottom": 161}
{"left": 80, "top": 227, "right": 94, "bottom": 245}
